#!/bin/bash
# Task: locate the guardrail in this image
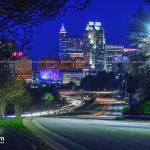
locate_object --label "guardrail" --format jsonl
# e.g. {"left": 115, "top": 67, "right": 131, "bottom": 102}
{"left": 124, "top": 115, "right": 150, "bottom": 119}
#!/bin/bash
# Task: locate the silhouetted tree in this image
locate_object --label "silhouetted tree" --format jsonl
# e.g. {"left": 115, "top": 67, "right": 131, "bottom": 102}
{"left": 0, "top": 77, "right": 31, "bottom": 118}
{"left": 127, "top": 74, "right": 139, "bottom": 94}
{"left": 128, "top": 6, "right": 150, "bottom": 50}
{"left": 127, "top": 1, "right": 150, "bottom": 102}
{"left": 144, "top": 0, "right": 150, "bottom": 5}
{"left": 80, "top": 71, "right": 119, "bottom": 90}
{"left": 134, "top": 74, "right": 150, "bottom": 101}
{"left": 0, "top": 0, "right": 91, "bottom": 48}
{"left": 13, "top": 91, "right": 31, "bottom": 117}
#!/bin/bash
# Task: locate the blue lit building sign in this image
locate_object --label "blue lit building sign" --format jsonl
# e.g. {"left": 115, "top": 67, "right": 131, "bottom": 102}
{"left": 39, "top": 69, "right": 61, "bottom": 82}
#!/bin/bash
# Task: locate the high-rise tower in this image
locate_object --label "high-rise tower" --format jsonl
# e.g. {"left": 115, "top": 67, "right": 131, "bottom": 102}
{"left": 59, "top": 24, "right": 83, "bottom": 59}
{"left": 83, "top": 21, "right": 105, "bottom": 71}
{"left": 59, "top": 24, "right": 68, "bottom": 58}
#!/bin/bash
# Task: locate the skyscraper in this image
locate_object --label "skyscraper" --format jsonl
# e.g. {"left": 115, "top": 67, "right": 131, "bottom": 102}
{"left": 83, "top": 21, "right": 105, "bottom": 71}
{"left": 59, "top": 24, "right": 83, "bottom": 59}
{"left": 59, "top": 24, "right": 68, "bottom": 58}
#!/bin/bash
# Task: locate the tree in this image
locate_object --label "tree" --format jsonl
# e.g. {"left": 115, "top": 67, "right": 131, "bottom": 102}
{"left": 128, "top": 1, "right": 150, "bottom": 102}
{"left": 128, "top": 6, "right": 150, "bottom": 50}
{"left": 0, "top": 77, "right": 16, "bottom": 118}
{"left": 80, "top": 75, "right": 97, "bottom": 90}
{"left": 11, "top": 80, "right": 32, "bottom": 117}
{"left": 0, "top": 0, "right": 91, "bottom": 48}
{"left": 43, "top": 93, "right": 54, "bottom": 102}
{"left": 134, "top": 74, "right": 150, "bottom": 101}
{"left": 80, "top": 71, "right": 119, "bottom": 90}
{"left": 144, "top": 0, "right": 150, "bottom": 5}
{"left": 0, "top": 38, "right": 16, "bottom": 75}
{"left": 0, "top": 0, "right": 91, "bottom": 31}
{"left": 0, "top": 77, "right": 31, "bottom": 118}
{"left": 128, "top": 51, "right": 147, "bottom": 75}
{"left": 127, "top": 74, "right": 139, "bottom": 94}
{"left": 42, "top": 92, "right": 54, "bottom": 112}
{"left": 12, "top": 90, "right": 31, "bottom": 117}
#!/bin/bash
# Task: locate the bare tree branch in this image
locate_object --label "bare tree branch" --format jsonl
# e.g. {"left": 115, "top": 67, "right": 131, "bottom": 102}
{"left": 0, "top": 0, "right": 91, "bottom": 49}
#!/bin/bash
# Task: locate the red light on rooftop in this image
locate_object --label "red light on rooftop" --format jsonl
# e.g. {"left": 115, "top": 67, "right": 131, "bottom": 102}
{"left": 12, "top": 51, "right": 23, "bottom": 57}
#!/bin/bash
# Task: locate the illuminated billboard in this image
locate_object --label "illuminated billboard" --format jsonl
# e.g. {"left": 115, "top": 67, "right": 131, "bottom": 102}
{"left": 39, "top": 69, "right": 61, "bottom": 81}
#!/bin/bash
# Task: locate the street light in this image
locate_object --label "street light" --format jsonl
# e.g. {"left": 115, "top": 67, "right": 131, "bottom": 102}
{"left": 147, "top": 25, "right": 150, "bottom": 32}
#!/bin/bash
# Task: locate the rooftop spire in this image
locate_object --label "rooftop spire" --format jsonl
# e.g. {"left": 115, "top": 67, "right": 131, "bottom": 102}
{"left": 60, "top": 23, "right": 66, "bottom": 33}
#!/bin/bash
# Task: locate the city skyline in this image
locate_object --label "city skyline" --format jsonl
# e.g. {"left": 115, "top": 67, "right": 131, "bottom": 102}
{"left": 29, "top": 0, "right": 142, "bottom": 60}
{"left": 1, "top": 1, "right": 150, "bottom": 150}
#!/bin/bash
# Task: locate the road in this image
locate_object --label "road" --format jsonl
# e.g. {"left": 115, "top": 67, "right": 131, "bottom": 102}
{"left": 32, "top": 117, "right": 150, "bottom": 150}
{"left": 6, "top": 97, "right": 82, "bottom": 118}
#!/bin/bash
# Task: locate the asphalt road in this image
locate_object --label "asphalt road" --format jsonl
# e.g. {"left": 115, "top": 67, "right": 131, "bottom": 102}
{"left": 35, "top": 117, "right": 150, "bottom": 150}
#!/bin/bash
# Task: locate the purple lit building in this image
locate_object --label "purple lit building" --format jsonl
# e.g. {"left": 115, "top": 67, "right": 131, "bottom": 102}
{"left": 39, "top": 69, "right": 62, "bottom": 82}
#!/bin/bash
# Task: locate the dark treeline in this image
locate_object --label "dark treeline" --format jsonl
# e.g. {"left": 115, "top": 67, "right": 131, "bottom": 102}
{"left": 80, "top": 71, "right": 123, "bottom": 91}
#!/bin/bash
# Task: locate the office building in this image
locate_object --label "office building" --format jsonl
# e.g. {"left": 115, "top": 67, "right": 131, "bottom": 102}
{"left": 83, "top": 21, "right": 105, "bottom": 71}
{"left": 62, "top": 69, "right": 85, "bottom": 85}
{"left": 112, "top": 54, "right": 129, "bottom": 74}
{"left": 15, "top": 56, "right": 32, "bottom": 80}
{"left": 59, "top": 24, "right": 83, "bottom": 59}
{"left": 60, "top": 57, "right": 84, "bottom": 70}
{"left": 37, "top": 56, "right": 60, "bottom": 71}
{"left": 105, "top": 45, "right": 124, "bottom": 72}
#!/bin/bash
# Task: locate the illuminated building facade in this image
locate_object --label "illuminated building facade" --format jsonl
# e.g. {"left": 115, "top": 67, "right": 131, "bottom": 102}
{"left": 37, "top": 56, "right": 85, "bottom": 84}
{"left": 112, "top": 54, "right": 129, "bottom": 73}
{"left": 62, "top": 69, "right": 85, "bottom": 85}
{"left": 83, "top": 21, "right": 105, "bottom": 71}
{"left": 112, "top": 48, "right": 140, "bottom": 74}
{"left": 38, "top": 56, "right": 85, "bottom": 72}
{"left": 38, "top": 57, "right": 60, "bottom": 72}
{"left": 60, "top": 57, "right": 84, "bottom": 70}
{"left": 39, "top": 69, "right": 61, "bottom": 82}
{"left": 15, "top": 56, "right": 32, "bottom": 80}
{"left": 105, "top": 45, "right": 124, "bottom": 72}
{"left": 59, "top": 24, "right": 83, "bottom": 59}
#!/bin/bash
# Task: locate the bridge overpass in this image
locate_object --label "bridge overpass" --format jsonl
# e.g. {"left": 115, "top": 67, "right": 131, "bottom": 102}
{"left": 60, "top": 90, "right": 127, "bottom": 116}
{"left": 59, "top": 90, "right": 119, "bottom": 100}
{"left": 60, "top": 90, "right": 118, "bottom": 95}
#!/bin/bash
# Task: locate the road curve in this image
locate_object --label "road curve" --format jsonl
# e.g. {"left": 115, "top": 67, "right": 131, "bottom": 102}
{"left": 30, "top": 117, "right": 150, "bottom": 150}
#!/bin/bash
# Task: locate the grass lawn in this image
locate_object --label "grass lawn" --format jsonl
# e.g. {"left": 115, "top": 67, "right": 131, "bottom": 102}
{"left": 0, "top": 117, "right": 54, "bottom": 150}
{"left": 0, "top": 117, "right": 23, "bottom": 128}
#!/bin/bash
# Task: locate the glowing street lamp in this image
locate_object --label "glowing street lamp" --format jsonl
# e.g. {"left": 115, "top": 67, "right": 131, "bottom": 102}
{"left": 147, "top": 25, "right": 150, "bottom": 32}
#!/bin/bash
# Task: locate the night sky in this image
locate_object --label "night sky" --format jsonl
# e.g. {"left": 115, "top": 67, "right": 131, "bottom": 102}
{"left": 29, "top": 0, "right": 142, "bottom": 61}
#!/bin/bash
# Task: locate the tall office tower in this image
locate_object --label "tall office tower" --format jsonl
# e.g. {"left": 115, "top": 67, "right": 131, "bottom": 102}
{"left": 59, "top": 24, "right": 83, "bottom": 59}
{"left": 83, "top": 21, "right": 105, "bottom": 71}
{"left": 105, "top": 45, "right": 124, "bottom": 72}
{"left": 59, "top": 24, "right": 68, "bottom": 58}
